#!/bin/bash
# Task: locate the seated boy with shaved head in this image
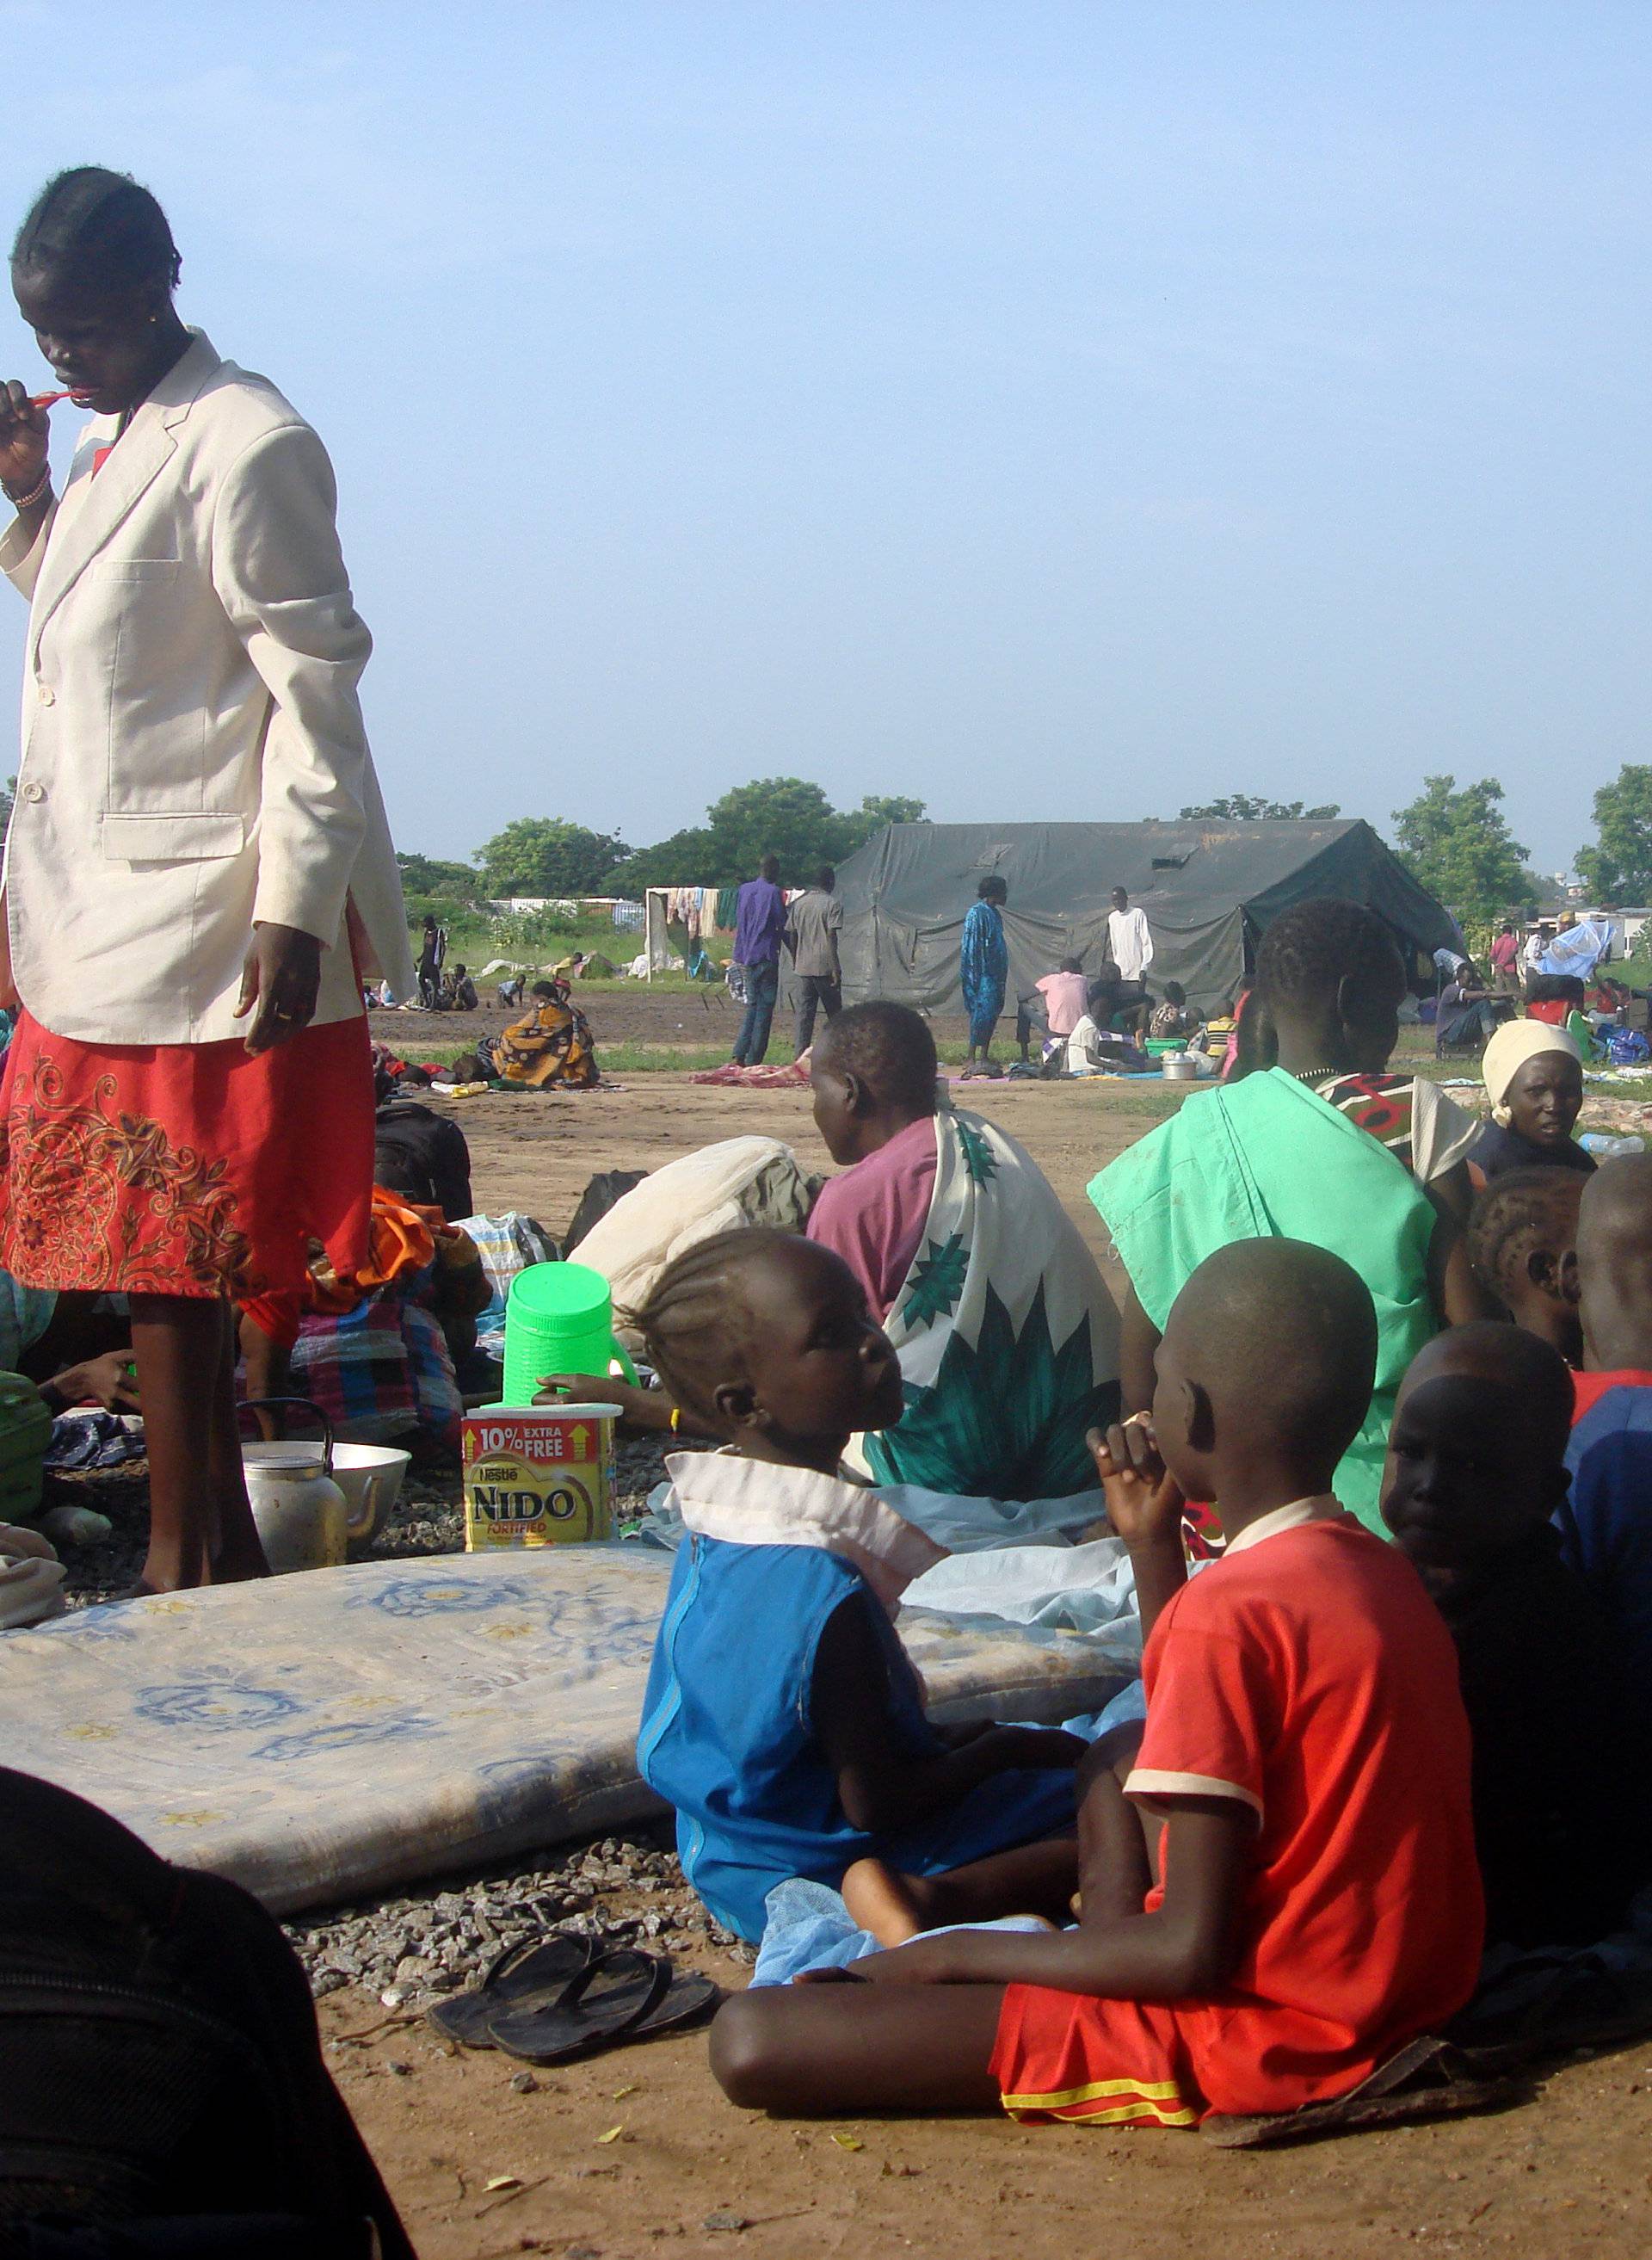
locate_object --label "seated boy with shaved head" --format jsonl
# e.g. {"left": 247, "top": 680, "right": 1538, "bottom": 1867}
{"left": 1383, "top": 1325, "right": 1649, "bottom": 1947}
{"left": 710, "top": 1238, "right": 1483, "bottom": 2128}
{"left": 1563, "top": 1154, "right": 1652, "bottom": 1690}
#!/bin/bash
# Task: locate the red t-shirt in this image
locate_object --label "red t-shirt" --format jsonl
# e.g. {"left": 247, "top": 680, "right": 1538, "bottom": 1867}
{"left": 1572, "top": 1369, "right": 1652, "bottom": 1422}
{"left": 993, "top": 1509, "right": 1483, "bottom": 2123}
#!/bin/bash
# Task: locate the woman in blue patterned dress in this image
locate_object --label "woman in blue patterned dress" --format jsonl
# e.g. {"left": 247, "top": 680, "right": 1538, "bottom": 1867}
{"left": 959, "top": 875, "right": 1008, "bottom": 1078}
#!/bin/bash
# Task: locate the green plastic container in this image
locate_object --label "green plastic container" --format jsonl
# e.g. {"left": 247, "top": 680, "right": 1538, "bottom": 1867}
{"left": 1144, "top": 1037, "right": 1189, "bottom": 1057}
{"left": 502, "top": 1263, "right": 638, "bottom": 1409}
{"left": 0, "top": 1370, "right": 52, "bottom": 1524}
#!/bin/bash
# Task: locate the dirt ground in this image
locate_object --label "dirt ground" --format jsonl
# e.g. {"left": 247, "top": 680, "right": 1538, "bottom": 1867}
{"left": 385, "top": 972, "right": 1189, "bottom": 1282}
{"left": 381, "top": 982, "right": 794, "bottom": 1061}
{"left": 426, "top": 1066, "right": 1162, "bottom": 1283}
{"left": 327, "top": 1952, "right": 1652, "bottom": 2260}
{"left": 336, "top": 1039, "right": 1652, "bottom": 2258}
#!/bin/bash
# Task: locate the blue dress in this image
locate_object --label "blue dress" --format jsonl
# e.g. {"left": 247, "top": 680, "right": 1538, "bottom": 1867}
{"left": 637, "top": 1532, "right": 1076, "bottom": 1940}
{"left": 959, "top": 900, "right": 1008, "bottom": 1047}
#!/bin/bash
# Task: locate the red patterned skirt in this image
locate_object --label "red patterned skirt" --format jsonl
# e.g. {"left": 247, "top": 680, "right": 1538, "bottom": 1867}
{"left": 0, "top": 1010, "right": 374, "bottom": 1300}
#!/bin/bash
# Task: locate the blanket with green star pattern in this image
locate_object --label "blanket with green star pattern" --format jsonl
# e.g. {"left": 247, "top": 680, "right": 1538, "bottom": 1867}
{"left": 851, "top": 1108, "right": 1121, "bottom": 1500}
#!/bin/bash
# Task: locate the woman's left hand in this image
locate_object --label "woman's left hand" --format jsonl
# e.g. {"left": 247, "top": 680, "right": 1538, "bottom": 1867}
{"left": 235, "top": 923, "right": 323, "bottom": 1054}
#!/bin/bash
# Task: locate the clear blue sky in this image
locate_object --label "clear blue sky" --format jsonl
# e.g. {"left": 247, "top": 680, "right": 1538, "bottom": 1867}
{"left": 2, "top": 2, "right": 1646, "bottom": 881}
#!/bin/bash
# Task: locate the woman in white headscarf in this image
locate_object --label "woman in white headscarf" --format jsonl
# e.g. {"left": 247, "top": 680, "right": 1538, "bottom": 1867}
{"left": 1472, "top": 1022, "right": 1593, "bottom": 1182}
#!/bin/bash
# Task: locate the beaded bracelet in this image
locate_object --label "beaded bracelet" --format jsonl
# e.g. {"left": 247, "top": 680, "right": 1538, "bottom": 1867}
{"left": 4, "top": 468, "right": 50, "bottom": 513}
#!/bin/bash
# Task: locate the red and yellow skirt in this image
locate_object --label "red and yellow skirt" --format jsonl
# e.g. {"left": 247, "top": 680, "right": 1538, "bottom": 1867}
{"left": 0, "top": 1010, "right": 374, "bottom": 1300}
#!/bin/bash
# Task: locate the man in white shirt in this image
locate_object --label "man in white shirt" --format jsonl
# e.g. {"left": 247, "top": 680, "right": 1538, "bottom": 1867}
{"left": 1104, "top": 887, "right": 1156, "bottom": 1035}
{"left": 1106, "top": 888, "right": 1154, "bottom": 983}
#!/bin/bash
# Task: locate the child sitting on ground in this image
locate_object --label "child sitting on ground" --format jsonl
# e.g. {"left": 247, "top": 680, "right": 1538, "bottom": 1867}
{"left": 1382, "top": 1324, "right": 1649, "bottom": 1948}
{"left": 632, "top": 1229, "right": 1082, "bottom": 1945}
{"left": 1147, "top": 982, "right": 1200, "bottom": 1040}
{"left": 1466, "top": 1167, "right": 1586, "bottom": 1364}
{"left": 1563, "top": 1153, "right": 1652, "bottom": 1689}
{"left": 710, "top": 1238, "right": 1484, "bottom": 2126}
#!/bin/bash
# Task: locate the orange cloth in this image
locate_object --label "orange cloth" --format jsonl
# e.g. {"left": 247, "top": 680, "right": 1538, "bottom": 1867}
{"left": 241, "top": 1189, "right": 441, "bottom": 1343}
{"left": 992, "top": 1517, "right": 1483, "bottom": 2125}
{"left": 306, "top": 1189, "right": 440, "bottom": 1312}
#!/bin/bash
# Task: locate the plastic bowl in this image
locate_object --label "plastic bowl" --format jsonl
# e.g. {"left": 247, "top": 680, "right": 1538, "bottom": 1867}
{"left": 330, "top": 1443, "right": 411, "bottom": 1554}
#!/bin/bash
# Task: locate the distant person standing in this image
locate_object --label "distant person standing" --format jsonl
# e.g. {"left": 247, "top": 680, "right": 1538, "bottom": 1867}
{"left": 1105, "top": 886, "right": 1154, "bottom": 1036}
{"left": 730, "top": 853, "right": 788, "bottom": 1066}
{"left": 785, "top": 863, "right": 843, "bottom": 1058}
{"left": 416, "top": 913, "right": 447, "bottom": 1010}
{"left": 1106, "top": 886, "right": 1153, "bottom": 981}
{"left": 1489, "top": 922, "right": 1521, "bottom": 995}
{"left": 960, "top": 874, "right": 1009, "bottom": 1077}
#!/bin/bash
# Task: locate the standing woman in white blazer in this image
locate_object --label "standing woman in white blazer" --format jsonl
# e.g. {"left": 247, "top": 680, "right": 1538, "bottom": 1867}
{"left": 0, "top": 168, "right": 413, "bottom": 1591}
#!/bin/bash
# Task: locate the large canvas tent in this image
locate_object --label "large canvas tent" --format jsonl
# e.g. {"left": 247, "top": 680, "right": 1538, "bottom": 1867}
{"left": 823, "top": 818, "right": 1458, "bottom": 1016}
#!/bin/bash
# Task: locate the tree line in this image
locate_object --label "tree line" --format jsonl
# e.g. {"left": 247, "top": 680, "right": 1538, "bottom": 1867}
{"left": 1389, "top": 767, "right": 1652, "bottom": 927}
{"left": 395, "top": 764, "right": 1652, "bottom": 934}
{"left": 400, "top": 779, "right": 928, "bottom": 904}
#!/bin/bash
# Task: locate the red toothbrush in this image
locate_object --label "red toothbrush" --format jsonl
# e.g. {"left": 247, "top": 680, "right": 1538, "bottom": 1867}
{"left": 29, "top": 389, "right": 80, "bottom": 408}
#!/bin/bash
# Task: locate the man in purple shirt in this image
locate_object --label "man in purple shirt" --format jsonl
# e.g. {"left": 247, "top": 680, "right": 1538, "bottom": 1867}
{"left": 730, "top": 854, "right": 789, "bottom": 1065}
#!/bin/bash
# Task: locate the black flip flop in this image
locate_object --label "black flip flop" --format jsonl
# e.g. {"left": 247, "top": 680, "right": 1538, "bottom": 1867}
{"left": 426, "top": 1932, "right": 594, "bottom": 2049}
{"left": 487, "top": 1946, "right": 673, "bottom": 2065}
{"left": 623, "top": 1967, "right": 722, "bottom": 2042}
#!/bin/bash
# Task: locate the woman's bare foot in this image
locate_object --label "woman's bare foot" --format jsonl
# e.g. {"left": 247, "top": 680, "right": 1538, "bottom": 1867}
{"left": 841, "top": 1858, "right": 933, "bottom": 1946}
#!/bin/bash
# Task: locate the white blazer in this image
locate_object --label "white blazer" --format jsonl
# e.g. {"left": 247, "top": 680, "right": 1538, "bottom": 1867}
{"left": 0, "top": 330, "right": 415, "bottom": 1046}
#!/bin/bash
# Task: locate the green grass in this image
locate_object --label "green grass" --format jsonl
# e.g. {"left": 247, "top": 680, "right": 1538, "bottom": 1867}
{"left": 408, "top": 911, "right": 647, "bottom": 973}
{"left": 601, "top": 1043, "right": 743, "bottom": 1074}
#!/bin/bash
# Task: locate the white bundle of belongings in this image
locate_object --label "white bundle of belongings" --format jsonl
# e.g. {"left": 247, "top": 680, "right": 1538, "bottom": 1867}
{"left": 576, "top": 1138, "right": 822, "bottom": 1345}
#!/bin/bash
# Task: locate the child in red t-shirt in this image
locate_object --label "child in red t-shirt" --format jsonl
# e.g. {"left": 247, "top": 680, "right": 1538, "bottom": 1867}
{"left": 710, "top": 1237, "right": 1484, "bottom": 2127}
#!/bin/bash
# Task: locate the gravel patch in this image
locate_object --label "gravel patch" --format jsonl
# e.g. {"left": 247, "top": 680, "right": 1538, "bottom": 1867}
{"left": 283, "top": 1828, "right": 754, "bottom": 2008}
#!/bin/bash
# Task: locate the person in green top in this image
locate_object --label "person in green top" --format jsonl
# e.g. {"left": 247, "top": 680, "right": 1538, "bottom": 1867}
{"left": 1088, "top": 898, "right": 1489, "bottom": 1533}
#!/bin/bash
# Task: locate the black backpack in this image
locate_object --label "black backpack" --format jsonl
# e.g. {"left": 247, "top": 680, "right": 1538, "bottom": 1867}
{"left": 564, "top": 1169, "right": 647, "bottom": 1254}
{"left": 0, "top": 1769, "right": 413, "bottom": 2258}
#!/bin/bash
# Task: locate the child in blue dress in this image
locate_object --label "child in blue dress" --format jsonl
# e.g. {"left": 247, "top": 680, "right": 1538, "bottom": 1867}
{"left": 632, "top": 1228, "right": 1082, "bottom": 1942}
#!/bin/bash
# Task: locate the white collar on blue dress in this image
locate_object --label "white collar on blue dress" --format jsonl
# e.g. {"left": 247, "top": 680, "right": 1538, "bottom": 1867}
{"left": 667, "top": 1451, "right": 947, "bottom": 1616}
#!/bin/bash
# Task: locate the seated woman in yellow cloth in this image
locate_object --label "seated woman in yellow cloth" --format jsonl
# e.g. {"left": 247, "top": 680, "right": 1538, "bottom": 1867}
{"left": 496, "top": 979, "right": 600, "bottom": 1090}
